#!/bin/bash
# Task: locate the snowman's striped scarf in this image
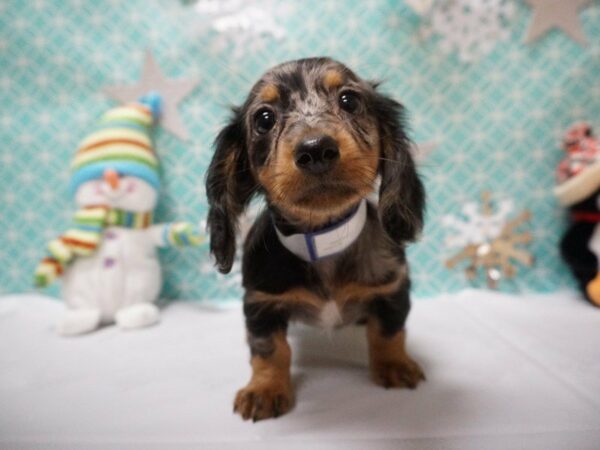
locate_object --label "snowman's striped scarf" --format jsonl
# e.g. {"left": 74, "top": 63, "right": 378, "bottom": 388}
{"left": 34, "top": 206, "right": 152, "bottom": 287}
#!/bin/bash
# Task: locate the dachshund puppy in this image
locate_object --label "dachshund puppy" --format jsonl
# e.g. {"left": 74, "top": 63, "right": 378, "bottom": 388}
{"left": 206, "top": 57, "right": 425, "bottom": 421}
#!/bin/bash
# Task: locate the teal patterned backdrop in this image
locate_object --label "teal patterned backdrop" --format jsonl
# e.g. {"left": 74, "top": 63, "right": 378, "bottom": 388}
{"left": 0, "top": 0, "right": 599, "bottom": 301}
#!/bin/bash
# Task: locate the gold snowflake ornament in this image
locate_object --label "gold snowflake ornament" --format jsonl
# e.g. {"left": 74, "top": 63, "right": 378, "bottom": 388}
{"left": 442, "top": 192, "right": 534, "bottom": 289}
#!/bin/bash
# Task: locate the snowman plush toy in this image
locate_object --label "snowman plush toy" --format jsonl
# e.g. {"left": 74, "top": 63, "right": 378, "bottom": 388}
{"left": 555, "top": 123, "right": 600, "bottom": 307}
{"left": 34, "top": 94, "right": 203, "bottom": 335}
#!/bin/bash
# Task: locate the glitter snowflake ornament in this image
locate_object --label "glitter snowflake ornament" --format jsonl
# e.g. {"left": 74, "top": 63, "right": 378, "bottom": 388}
{"left": 416, "top": 0, "right": 516, "bottom": 62}
{"left": 442, "top": 192, "right": 534, "bottom": 289}
{"left": 191, "top": 0, "right": 287, "bottom": 59}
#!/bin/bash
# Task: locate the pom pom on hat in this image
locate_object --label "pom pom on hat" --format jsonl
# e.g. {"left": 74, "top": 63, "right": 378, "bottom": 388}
{"left": 138, "top": 91, "right": 162, "bottom": 120}
{"left": 69, "top": 93, "right": 163, "bottom": 195}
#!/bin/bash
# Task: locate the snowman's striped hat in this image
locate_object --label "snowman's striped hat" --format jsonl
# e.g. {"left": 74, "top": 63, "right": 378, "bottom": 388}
{"left": 69, "top": 93, "right": 162, "bottom": 194}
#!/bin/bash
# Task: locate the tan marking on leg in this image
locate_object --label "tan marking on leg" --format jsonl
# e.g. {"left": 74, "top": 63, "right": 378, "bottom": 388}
{"left": 258, "top": 83, "right": 279, "bottom": 103}
{"left": 234, "top": 331, "right": 294, "bottom": 421}
{"left": 323, "top": 69, "right": 344, "bottom": 90}
{"left": 366, "top": 318, "right": 425, "bottom": 389}
{"left": 250, "top": 288, "right": 324, "bottom": 311}
{"left": 334, "top": 276, "right": 402, "bottom": 305}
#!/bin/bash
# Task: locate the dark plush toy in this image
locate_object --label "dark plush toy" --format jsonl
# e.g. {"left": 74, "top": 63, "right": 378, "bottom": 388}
{"left": 555, "top": 123, "right": 600, "bottom": 307}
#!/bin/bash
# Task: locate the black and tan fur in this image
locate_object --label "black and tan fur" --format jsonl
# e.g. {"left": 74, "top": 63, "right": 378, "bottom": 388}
{"left": 206, "top": 57, "right": 425, "bottom": 421}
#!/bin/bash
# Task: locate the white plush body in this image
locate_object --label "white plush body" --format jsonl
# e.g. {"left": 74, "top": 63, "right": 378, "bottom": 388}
{"left": 62, "top": 226, "right": 162, "bottom": 321}
{"left": 58, "top": 176, "right": 165, "bottom": 336}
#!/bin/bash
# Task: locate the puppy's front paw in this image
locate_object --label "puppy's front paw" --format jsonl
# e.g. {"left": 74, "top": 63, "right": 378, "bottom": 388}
{"left": 370, "top": 357, "right": 425, "bottom": 389}
{"left": 234, "top": 381, "right": 293, "bottom": 422}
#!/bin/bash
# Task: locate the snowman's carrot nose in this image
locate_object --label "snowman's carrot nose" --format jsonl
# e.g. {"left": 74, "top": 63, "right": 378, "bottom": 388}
{"left": 103, "top": 169, "right": 120, "bottom": 190}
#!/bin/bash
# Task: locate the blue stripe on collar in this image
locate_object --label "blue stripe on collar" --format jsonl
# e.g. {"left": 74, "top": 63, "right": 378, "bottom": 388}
{"left": 275, "top": 199, "right": 368, "bottom": 262}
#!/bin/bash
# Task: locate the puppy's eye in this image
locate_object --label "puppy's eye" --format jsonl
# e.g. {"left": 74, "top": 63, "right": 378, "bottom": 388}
{"left": 338, "top": 91, "right": 360, "bottom": 113}
{"left": 254, "top": 108, "right": 276, "bottom": 134}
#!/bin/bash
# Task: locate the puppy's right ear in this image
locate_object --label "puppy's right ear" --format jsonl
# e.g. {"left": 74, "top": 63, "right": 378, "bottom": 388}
{"left": 206, "top": 108, "right": 255, "bottom": 273}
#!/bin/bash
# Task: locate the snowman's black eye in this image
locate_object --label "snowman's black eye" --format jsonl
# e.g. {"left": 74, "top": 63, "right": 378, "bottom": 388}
{"left": 338, "top": 91, "right": 361, "bottom": 113}
{"left": 254, "top": 108, "right": 276, "bottom": 134}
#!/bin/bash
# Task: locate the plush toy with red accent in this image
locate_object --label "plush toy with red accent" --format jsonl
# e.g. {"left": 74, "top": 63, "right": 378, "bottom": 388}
{"left": 34, "top": 94, "right": 205, "bottom": 335}
{"left": 555, "top": 123, "right": 600, "bottom": 306}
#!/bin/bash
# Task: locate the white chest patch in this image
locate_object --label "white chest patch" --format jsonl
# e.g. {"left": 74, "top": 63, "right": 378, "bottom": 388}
{"left": 319, "top": 301, "right": 343, "bottom": 329}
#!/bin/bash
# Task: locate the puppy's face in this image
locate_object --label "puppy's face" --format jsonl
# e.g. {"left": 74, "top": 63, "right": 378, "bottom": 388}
{"left": 243, "top": 59, "right": 380, "bottom": 224}
{"left": 206, "top": 57, "right": 424, "bottom": 273}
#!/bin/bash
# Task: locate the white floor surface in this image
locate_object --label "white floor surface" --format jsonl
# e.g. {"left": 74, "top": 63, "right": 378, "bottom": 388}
{"left": 1, "top": 290, "right": 599, "bottom": 449}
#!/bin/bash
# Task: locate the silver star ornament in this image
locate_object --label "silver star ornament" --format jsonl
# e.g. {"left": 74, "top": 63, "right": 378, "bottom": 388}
{"left": 524, "top": 0, "right": 592, "bottom": 46}
{"left": 104, "top": 50, "right": 199, "bottom": 140}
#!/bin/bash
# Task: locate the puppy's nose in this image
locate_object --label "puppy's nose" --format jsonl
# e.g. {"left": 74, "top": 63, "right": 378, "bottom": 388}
{"left": 294, "top": 135, "right": 340, "bottom": 174}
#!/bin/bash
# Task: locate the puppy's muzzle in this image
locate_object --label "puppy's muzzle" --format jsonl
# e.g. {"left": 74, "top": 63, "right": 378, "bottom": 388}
{"left": 294, "top": 135, "right": 339, "bottom": 175}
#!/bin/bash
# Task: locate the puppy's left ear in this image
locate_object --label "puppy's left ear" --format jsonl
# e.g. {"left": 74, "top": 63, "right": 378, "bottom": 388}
{"left": 371, "top": 90, "right": 425, "bottom": 244}
{"left": 205, "top": 108, "right": 255, "bottom": 273}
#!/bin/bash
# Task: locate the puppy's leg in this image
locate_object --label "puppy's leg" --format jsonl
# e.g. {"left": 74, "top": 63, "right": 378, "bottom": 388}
{"left": 367, "top": 287, "right": 425, "bottom": 389}
{"left": 234, "top": 302, "right": 293, "bottom": 421}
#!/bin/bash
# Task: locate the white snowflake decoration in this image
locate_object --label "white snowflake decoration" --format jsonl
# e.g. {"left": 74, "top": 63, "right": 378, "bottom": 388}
{"left": 442, "top": 196, "right": 513, "bottom": 248}
{"left": 442, "top": 192, "right": 534, "bottom": 288}
{"left": 192, "top": 0, "right": 287, "bottom": 59}
{"left": 417, "top": 0, "right": 516, "bottom": 62}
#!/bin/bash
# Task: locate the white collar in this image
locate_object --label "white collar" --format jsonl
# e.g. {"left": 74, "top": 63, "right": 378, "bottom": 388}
{"left": 274, "top": 199, "right": 368, "bottom": 262}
